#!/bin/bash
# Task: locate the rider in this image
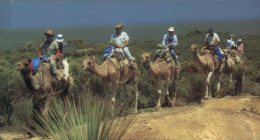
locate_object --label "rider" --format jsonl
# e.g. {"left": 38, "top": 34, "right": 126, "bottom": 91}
{"left": 108, "top": 23, "right": 135, "bottom": 62}
{"left": 54, "top": 34, "right": 70, "bottom": 80}
{"left": 205, "top": 28, "right": 223, "bottom": 61}
{"left": 38, "top": 29, "right": 58, "bottom": 57}
{"left": 226, "top": 34, "right": 236, "bottom": 50}
{"left": 236, "top": 38, "right": 244, "bottom": 59}
{"left": 161, "top": 27, "right": 180, "bottom": 67}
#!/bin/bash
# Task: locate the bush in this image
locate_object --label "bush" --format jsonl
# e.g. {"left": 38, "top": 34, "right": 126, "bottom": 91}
{"left": 28, "top": 95, "right": 148, "bottom": 140}
{"left": 186, "top": 73, "right": 206, "bottom": 104}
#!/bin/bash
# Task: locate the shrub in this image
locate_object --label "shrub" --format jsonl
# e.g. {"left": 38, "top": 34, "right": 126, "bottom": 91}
{"left": 186, "top": 73, "right": 206, "bottom": 104}
{"left": 27, "top": 95, "right": 148, "bottom": 140}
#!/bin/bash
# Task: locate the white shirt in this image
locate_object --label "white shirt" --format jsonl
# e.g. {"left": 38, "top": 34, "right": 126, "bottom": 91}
{"left": 205, "top": 33, "right": 220, "bottom": 46}
{"left": 111, "top": 31, "right": 129, "bottom": 47}
{"left": 226, "top": 38, "right": 235, "bottom": 49}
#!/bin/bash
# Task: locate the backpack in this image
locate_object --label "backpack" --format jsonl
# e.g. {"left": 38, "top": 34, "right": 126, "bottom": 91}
{"left": 104, "top": 45, "right": 113, "bottom": 55}
{"left": 31, "top": 57, "right": 41, "bottom": 73}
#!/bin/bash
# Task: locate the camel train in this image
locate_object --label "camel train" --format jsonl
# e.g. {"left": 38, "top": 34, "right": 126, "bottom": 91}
{"left": 190, "top": 44, "right": 246, "bottom": 99}
{"left": 18, "top": 46, "right": 245, "bottom": 119}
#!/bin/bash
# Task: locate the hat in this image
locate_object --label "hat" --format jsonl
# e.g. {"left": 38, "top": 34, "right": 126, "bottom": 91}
{"left": 55, "top": 34, "right": 64, "bottom": 43}
{"left": 167, "top": 27, "right": 175, "bottom": 32}
{"left": 114, "top": 23, "right": 123, "bottom": 28}
{"left": 44, "top": 29, "right": 55, "bottom": 36}
{"left": 208, "top": 28, "right": 214, "bottom": 32}
{"left": 237, "top": 38, "right": 242, "bottom": 42}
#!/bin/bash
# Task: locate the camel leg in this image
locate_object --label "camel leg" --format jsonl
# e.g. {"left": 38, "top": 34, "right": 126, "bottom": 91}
{"left": 156, "top": 78, "right": 162, "bottom": 110}
{"left": 171, "top": 79, "right": 177, "bottom": 106}
{"left": 229, "top": 73, "right": 233, "bottom": 87}
{"left": 111, "top": 83, "right": 119, "bottom": 117}
{"left": 133, "top": 80, "right": 138, "bottom": 113}
{"left": 165, "top": 78, "right": 174, "bottom": 107}
{"left": 216, "top": 73, "right": 221, "bottom": 96}
{"left": 42, "top": 96, "right": 53, "bottom": 117}
{"left": 205, "top": 72, "right": 213, "bottom": 99}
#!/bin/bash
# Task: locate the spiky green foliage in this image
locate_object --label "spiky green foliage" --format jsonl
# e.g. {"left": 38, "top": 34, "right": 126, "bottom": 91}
{"left": 186, "top": 73, "right": 206, "bottom": 104}
{"left": 27, "top": 95, "right": 147, "bottom": 140}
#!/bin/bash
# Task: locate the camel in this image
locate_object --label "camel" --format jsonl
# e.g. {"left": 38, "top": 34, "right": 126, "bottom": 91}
{"left": 141, "top": 52, "right": 179, "bottom": 109}
{"left": 82, "top": 56, "right": 139, "bottom": 114}
{"left": 18, "top": 58, "right": 73, "bottom": 118}
{"left": 222, "top": 49, "right": 246, "bottom": 94}
{"left": 190, "top": 44, "right": 218, "bottom": 99}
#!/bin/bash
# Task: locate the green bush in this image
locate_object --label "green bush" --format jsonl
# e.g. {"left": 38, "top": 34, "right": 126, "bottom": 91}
{"left": 28, "top": 95, "right": 148, "bottom": 140}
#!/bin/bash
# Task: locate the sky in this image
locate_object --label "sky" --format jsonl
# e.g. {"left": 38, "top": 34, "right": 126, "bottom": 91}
{"left": 0, "top": 0, "right": 260, "bottom": 29}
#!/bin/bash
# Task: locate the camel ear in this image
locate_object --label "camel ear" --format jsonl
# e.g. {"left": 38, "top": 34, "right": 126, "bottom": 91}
{"left": 149, "top": 52, "right": 152, "bottom": 56}
{"left": 93, "top": 56, "right": 96, "bottom": 60}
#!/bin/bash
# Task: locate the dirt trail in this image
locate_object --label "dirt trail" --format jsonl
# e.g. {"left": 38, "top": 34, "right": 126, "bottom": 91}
{"left": 130, "top": 95, "right": 260, "bottom": 140}
{"left": 1, "top": 95, "right": 260, "bottom": 140}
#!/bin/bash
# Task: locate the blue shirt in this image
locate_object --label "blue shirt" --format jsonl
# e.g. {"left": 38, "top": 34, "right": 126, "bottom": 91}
{"left": 162, "top": 34, "right": 178, "bottom": 47}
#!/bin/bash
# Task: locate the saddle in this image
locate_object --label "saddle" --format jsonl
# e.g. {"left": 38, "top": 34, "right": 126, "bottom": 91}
{"left": 109, "top": 52, "right": 128, "bottom": 68}
{"left": 156, "top": 50, "right": 177, "bottom": 68}
{"left": 223, "top": 49, "right": 243, "bottom": 64}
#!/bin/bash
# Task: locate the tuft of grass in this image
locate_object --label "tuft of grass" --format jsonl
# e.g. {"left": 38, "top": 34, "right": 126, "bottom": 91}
{"left": 186, "top": 73, "right": 206, "bottom": 104}
{"left": 27, "top": 95, "right": 148, "bottom": 140}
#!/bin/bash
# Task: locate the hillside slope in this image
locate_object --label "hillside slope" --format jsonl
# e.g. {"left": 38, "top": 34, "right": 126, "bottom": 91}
{"left": 127, "top": 95, "right": 260, "bottom": 140}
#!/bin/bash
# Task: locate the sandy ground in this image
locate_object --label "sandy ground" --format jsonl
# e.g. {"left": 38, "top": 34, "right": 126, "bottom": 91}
{"left": 129, "top": 95, "right": 260, "bottom": 140}
{"left": 0, "top": 95, "right": 260, "bottom": 140}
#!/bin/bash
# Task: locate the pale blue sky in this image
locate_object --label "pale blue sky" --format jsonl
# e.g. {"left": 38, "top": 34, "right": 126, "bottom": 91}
{"left": 1, "top": 0, "right": 260, "bottom": 29}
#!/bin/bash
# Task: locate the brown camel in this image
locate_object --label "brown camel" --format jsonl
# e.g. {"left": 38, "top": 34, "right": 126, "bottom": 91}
{"left": 190, "top": 44, "right": 218, "bottom": 99}
{"left": 141, "top": 52, "right": 179, "bottom": 109}
{"left": 82, "top": 56, "right": 139, "bottom": 113}
{"left": 222, "top": 49, "right": 246, "bottom": 94}
{"left": 18, "top": 58, "right": 73, "bottom": 118}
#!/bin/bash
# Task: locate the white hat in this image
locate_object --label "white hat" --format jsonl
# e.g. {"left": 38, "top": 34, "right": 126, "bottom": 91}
{"left": 167, "top": 27, "right": 175, "bottom": 32}
{"left": 237, "top": 38, "right": 242, "bottom": 42}
{"left": 56, "top": 34, "right": 64, "bottom": 43}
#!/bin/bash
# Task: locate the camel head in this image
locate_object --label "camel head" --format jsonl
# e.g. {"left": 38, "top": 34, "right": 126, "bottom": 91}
{"left": 82, "top": 55, "right": 96, "bottom": 71}
{"left": 190, "top": 44, "right": 198, "bottom": 53}
{"left": 141, "top": 52, "right": 151, "bottom": 64}
{"left": 17, "top": 58, "right": 31, "bottom": 72}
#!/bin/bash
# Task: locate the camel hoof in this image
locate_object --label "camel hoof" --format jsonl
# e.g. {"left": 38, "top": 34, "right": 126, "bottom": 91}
{"left": 155, "top": 106, "right": 161, "bottom": 111}
{"left": 168, "top": 101, "right": 174, "bottom": 107}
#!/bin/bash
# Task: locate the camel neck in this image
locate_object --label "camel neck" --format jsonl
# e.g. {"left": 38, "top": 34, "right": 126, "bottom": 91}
{"left": 143, "top": 60, "right": 158, "bottom": 74}
{"left": 194, "top": 49, "right": 203, "bottom": 63}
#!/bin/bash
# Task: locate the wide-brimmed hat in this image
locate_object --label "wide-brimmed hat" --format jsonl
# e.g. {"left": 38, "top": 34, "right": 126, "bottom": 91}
{"left": 44, "top": 29, "right": 55, "bottom": 36}
{"left": 114, "top": 23, "right": 123, "bottom": 28}
{"left": 56, "top": 34, "right": 64, "bottom": 43}
{"left": 167, "top": 27, "right": 175, "bottom": 32}
{"left": 237, "top": 38, "right": 242, "bottom": 42}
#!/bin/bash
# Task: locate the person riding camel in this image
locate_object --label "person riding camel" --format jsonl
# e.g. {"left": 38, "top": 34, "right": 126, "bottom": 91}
{"left": 38, "top": 29, "right": 58, "bottom": 57}
{"left": 236, "top": 38, "right": 244, "bottom": 59}
{"left": 38, "top": 29, "right": 69, "bottom": 80}
{"left": 156, "top": 27, "right": 180, "bottom": 68}
{"left": 107, "top": 23, "right": 135, "bottom": 63}
{"left": 205, "top": 29, "right": 223, "bottom": 62}
{"left": 163, "top": 27, "right": 179, "bottom": 67}
{"left": 46, "top": 33, "right": 70, "bottom": 81}
{"left": 226, "top": 34, "right": 236, "bottom": 50}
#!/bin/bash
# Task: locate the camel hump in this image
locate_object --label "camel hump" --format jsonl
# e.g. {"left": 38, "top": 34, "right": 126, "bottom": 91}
{"left": 109, "top": 58, "right": 129, "bottom": 69}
